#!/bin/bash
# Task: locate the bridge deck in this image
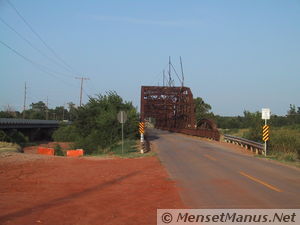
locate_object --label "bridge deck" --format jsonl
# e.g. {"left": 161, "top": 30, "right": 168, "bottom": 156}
{"left": 149, "top": 128, "right": 300, "bottom": 208}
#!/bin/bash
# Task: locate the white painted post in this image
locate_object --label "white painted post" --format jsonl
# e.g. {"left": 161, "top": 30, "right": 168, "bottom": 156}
{"left": 140, "top": 133, "right": 144, "bottom": 154}
{"left": 121, "top": 112, "right": 124, "bottom": 154}
{"left": 117, "top": 111, "right": 127, "bottom": 154}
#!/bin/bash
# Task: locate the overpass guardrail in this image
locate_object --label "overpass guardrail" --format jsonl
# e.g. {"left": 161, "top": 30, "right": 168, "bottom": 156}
{"left": 0, "top": 118, "right": 60, "bottom": 129}
{"left": 223, "top": 134, "right": 264, "bottom": 154}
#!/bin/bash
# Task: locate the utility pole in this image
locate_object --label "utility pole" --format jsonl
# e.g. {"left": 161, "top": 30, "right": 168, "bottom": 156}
{"left": 163, "top": 69, "right": 165, "bottom": 86}
{"left": 75, "top": 77, "right": 89, "bottom": 107}
{"left": 46, "top": 96, "right": 49, "bottom": 120}
{"left": 62, "top": 103, "right": 65, "bottom": 121}
{"left": 168, "top": 56, "right": 171, "bottom": 86}
{"left": 23, "top": 82, "right": 27, "bottom": 119}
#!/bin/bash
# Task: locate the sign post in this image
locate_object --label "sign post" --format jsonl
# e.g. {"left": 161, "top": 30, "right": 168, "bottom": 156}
{"left": 139, "top": 122, "right": 145, "bottom": 153}
{"left": 261, "top": 108, "right": 270, "bottom": 156}
{"left": 117, "top": 111, "right": 127, "bottom": 154}
{"left": 139, "top": 122, "right": 145, "bottom": 142}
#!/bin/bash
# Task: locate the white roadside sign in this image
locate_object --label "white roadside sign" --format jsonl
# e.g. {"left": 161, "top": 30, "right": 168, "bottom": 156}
{"left": 117, "top": 111, "right": 127, "bottom": 124}
{"left": 262, "top": 108, "right": 271, "bottom": 120}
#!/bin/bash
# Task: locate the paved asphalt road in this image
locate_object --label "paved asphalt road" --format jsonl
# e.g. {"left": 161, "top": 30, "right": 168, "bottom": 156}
{"left": 148, "top": 128, "right": 300, "bottom": 208}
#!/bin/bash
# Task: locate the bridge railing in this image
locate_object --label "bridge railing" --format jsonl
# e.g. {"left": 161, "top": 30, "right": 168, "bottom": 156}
{"left": 157, "top": 127, "right": 220, "bottom": 141}
{"left": 179, "top": 128, "right": 220, "bottom": 141}
{"left": 223, "top": 134, "right": 264, "bottom": 154}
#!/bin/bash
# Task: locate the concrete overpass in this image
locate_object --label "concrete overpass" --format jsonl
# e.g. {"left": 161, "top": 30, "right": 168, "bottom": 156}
{"left": 0, "top": 118, "right": 67, "bottom": 141}
{"left": 0, "top": 118, "right": 60, "bottom": 129}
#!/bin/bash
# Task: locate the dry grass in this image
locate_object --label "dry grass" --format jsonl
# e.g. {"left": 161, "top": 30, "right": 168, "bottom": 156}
{"left": 0, "top": 141, "right": 21, "bottom": 153}
{"left": 269, "top": 127, "right": 300, "bottom": 161}
{"left": 220, "top": 128, "right": 249, "bottom": 137}
{"left": 223, "top": 126, "right": 300, "bottom": 162}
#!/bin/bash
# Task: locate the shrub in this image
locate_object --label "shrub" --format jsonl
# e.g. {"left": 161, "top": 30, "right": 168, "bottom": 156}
{"left": 52, "top": 91, "right": 139, "bottom": 154}
{"left": 54, "top": 143, "right": 64, "bottom": 156}
{"left": 269, "top": 129, "right": 300, "bottom": 160}
{"left": 52, "top": 124, "right": 78, "bottom": 142}
{"left": 4, "top": 129, "right": 28, "bottom": 145}
{"left": 243, "top": 126, "right": 262, "bottom": 142}
{"left": 0, "top": 130, "right": 9, "bottom": 142}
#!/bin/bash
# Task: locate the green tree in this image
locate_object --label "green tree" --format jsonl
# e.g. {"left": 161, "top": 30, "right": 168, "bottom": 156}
{"left": 67, "top": 102, "right": 78, "bottom": 121}
{"left": 3, "top": 129, "right": 28, "bottom": 145}
{"left": 52, "top": 124, "right": 78, "bottom": 141}
{"left": 30, "top": 101, "right": 47, "bottom": 111}
{"left": 194, "top": 97, "right": 213, "bottom": 122}
{"left": 0, "top": 111, "right": 15, "bottom": 118}
{"left": 48, "top": 106, "right": 68, "bottom": 121}
{"left": 0, "top": 130, "right": 9, "bottom": 141}
{"left": 242, "top": 111, "right": 262, "bottom": 142}
{"left": 287, "top": 104, "right": 300, "bottom": 125}
{"left": 0, "top": 105, "right": 20, "bottom": 118}
{"left": 53, "top": 91, "right": 139, "bottom": 154}
{"left": 24, "top": 101, "right": 47, "bottom": 119}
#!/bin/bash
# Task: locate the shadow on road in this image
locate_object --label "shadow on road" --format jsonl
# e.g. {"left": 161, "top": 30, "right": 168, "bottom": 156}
{"left": 0, "top": 171, "right": 140, "bottom": 223}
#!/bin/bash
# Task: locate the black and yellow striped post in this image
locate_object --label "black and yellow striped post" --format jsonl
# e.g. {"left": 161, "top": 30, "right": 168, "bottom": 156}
{"left": 139, "top": 122, "right": 145, "bottom": 135}
{"left": 139, "top": 122, "right": 145, "bottom": 154}
{"left": 262, "top": 125, "right": 269, "bottom": 142}
{"left": 262, "top": 108, "right": 271, "bottom": 156}
{"left": 262, "top": 125, "right": 270, "bottom": 156}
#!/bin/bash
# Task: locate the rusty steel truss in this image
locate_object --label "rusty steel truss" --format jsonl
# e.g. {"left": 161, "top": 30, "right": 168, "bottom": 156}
{"left": 140, "top": 86, "right": 220, "bottom": 141}
{"left": 141, "top": 86, "right": 195, "bottom": 129}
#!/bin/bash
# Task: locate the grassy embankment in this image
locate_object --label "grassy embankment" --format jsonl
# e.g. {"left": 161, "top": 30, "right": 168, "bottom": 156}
{"left": 87, "top": 139, "right": 155, "bottom": 158}
{"left": 221, "top": 125, "right": 300, "bottom": 166}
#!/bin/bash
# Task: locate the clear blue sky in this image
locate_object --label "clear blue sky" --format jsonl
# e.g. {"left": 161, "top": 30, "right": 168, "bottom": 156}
{"left": 1, "top": 0, "right": 299, "bottom": 116}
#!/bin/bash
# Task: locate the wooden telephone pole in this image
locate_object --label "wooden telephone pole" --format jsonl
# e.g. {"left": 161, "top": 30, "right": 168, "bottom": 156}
{"left": 46, "top": 96, "right": 49, "bottom": 120}
{"left": 23, "top": 82, "right": 27, "bottom": 119}
{"left": 75, "top": 77, "right": 89, "bottom": 106}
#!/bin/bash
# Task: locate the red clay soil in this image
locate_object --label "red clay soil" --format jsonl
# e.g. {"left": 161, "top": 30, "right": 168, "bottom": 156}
{"left": 0, "top": 150, "right": 184, "bottom": 225}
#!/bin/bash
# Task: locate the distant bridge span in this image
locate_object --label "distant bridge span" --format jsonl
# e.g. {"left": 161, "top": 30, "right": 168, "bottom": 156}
{"left": 0, "top": 118, "right": 63, "bottom": 141}
{"left": 140, "top": 86, "right": 220, "bottom": 141}
{"left": 0, "top": 118, "right": 60, "bottom": 129}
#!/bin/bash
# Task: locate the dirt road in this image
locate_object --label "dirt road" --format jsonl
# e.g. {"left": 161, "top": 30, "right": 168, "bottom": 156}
{"left": 0, "top": 151, "right": 184, "bottom": 225}
{"left": 149, "top": 128, "right": 300, "bottom": 208}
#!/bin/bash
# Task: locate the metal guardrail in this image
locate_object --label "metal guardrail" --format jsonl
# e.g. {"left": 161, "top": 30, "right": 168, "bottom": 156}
{"left": 223, "top": 134, "right": 264, "bottom": 154}
{"left": 0, "top": 118, "right": 60, "bottom": 129}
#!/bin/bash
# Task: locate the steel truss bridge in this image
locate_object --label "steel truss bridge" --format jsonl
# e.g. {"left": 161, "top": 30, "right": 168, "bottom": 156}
{"left": 140, "top": 86, "right": 220, "bottom": 141}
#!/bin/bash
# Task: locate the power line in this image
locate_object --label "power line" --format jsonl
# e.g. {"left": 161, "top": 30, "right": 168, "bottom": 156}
{"left": 0, "top": 39, "right": 71, "bottom": 79}
{"left": 82, "top": 88, "right": 91, "bottom": 101}
{"left": 170, "top": 62, "right": 182, "bottom": 85}
{"left": 6, "top": 0, "right": 78, "bottom": 75}
{"left": 0, "top": 16, "right": 74, "bottom": 78}
{"left": 149, "top": 63, "right": 169, "bottom": 86}
{"left": 0, "top": 39, "right": 77, "bottom": 88}
{"left": 84, "top": 81, "right": 95, "bottom": 95}
{"left": 180, "top": 56, "right": 184, "bottom": 87}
